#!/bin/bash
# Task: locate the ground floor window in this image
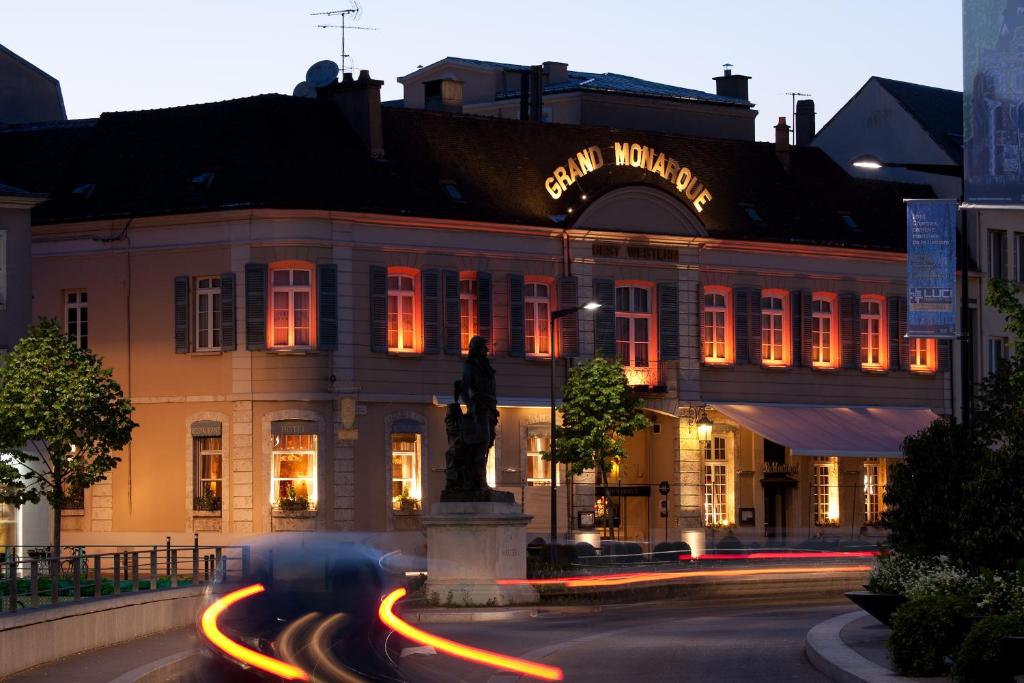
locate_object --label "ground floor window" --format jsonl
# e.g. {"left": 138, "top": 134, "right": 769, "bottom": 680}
{"left": 863, "top": 458, "right": 886, "bottom": 524}
{"left": 193, "top": 436, "right": 223, "bottom": 510}
{"left": 486, "top": 444, "right": 496, "bottom": 488}
{"left": 0, "top": 502, "right": 15, "bottom": 546}
{"left": 704, "top": 436, "right": 728, "bottom": 525}
{"left": 392, "top": 433, "right": 421, "bottom": 511}
{"left": 526, "top": 425, "right": 554, "bottom": 485}
{"left": 272, "top": 434, "right": 317, "bottom": 509}
{"left": 813, "top": 456, "right": 840, "bottom": 526}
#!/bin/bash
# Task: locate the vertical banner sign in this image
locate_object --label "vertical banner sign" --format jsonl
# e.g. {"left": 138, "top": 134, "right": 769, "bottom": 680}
{"left": 906, "top": 199, "right": 957, "bottom": 339}
{"left": 963, "top": 0, "right": 1024, "bottom": 202}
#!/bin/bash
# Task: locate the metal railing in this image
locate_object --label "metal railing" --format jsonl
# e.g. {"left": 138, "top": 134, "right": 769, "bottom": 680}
{"left": 0, "top": 538, "right": 250, "bottom": 613}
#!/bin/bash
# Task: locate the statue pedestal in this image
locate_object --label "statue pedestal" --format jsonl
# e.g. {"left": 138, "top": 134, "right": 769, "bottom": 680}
{"left": 422, "top": 501, "right": 538, "bottom": 606}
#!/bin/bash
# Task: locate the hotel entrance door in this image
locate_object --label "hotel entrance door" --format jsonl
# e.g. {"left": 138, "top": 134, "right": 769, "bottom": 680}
{"left": 596, "top": 485, "right": 651, "bottom": 543}
{"left": 761, "top": 439, "right": 796, "bottom": 543}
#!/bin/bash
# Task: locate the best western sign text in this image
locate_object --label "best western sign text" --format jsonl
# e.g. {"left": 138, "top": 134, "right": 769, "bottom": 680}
{"left": 544, "top": 142, "right": 713, "bottom": 213}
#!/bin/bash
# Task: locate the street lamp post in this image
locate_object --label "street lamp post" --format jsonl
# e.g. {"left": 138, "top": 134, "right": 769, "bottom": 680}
{"left": 850, "top": 155, "right": 970, "bottom": 428}
{"left": 548, "top": 301, "right": 601, "bottom": 565}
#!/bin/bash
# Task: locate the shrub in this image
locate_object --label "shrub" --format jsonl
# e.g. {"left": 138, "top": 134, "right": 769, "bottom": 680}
{"left": 889, "top": 594, "right": 970, "bottom": 676}
{"left": 953, "top": 613, "right": 1024, "bottom": 683}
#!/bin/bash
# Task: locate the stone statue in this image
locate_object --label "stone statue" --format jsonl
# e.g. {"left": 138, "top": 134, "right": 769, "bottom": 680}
{"left": 440, "top": 336, "right": 513, "bottom": 503}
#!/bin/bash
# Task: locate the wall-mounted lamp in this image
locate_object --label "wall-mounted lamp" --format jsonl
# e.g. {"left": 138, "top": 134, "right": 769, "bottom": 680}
{"left": 684, "top": 404, "right": 714, "bottom": 443}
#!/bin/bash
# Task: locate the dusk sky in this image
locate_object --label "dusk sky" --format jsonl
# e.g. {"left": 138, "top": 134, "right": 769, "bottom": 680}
{"left": 6, "top": 1, "right": 963, "bottom": 142}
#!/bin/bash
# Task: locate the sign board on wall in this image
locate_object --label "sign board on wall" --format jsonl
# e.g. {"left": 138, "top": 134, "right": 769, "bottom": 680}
{"left": 906, "top": 199, "right": 957, "bottom": 339}
{"left": 963, "top": 0, "right": 1024, "bottom": 202}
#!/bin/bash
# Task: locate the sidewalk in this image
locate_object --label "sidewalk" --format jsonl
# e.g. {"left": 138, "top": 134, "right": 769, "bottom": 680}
{"left": 806, "top": 609, "right": 943, "bottom": 683}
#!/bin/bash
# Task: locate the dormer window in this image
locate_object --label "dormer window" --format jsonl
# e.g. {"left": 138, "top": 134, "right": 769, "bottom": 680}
{"left": 840, "top": 213, "right": 859, "bottom": 230}
{"left": 744, "top": 206, "right": 762, "bottom": 223}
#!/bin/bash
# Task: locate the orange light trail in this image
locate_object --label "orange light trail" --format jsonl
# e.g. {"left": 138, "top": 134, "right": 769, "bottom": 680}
{"left": 695, "top": 551, "right": 879, "bottom": 561}
{"left": 378, "top": 587, "right": 563, "bottom": 681}
{"left": 497, "top": 565, "right": 872, "bottom": 588}
{"left": 200, "top": 583, "right": 310, "bottom": 681}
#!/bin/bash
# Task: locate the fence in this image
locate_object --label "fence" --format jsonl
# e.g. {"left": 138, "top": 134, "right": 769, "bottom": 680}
{"left": 0, "top": 537, "right": 249, "bottom": 613}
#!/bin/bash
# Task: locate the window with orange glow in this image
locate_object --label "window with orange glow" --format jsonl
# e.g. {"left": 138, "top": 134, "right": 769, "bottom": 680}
{"left": 760, "top": 290, "right": 789, "bottom": 366}
{"left": 864, "top": 458, "right": 886, "bottom": 524}
{"left": 910, "top": 337, "right": 937, "bottom": 373}
{"left": 860, "top": 296, "right": 887, "bottom": 370}
{"left": 271, "top": 434, "right": 317, "bottom": 509}
{"left": 524, "top": 280, "right": 551, "bottom": 357}
{"left": 616, "top": 284, "right": 654, "bottom": 365}
{"left": 459, "top": 274, "right": 478, "bottom": 353}
{"left": 270, "top": 268, "right": 313, "bottom": 348}
{"left": 704, "top": 437, "right": 728, "bottom": 525}
{"left": 387, "top": 270, "right": 419, "bottom": 352}
{"left": 703, "top": 287, "right": 732, "bottom": 364}
{"left": 812, "top": 294, "right": 839, "bottom": 369}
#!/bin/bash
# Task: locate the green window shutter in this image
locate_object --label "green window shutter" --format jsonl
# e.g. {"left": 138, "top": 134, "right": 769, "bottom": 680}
{"left": 887, "top": 295, "right": 900, "bottom": 371}
{"left": 369, "top": 265, "right": 387, "bottom": 353}
{"left": 174, "top": 276, "right": 189, "bottom": 354}
{"left": 478, "top": 271, "right": 493, "bottom": 342}
{"left": 593, "top": 278, "right": 616, "bottom": 358}
{"left": 749, "top": 289, "right": 762, "bottom": 365}
{"left": 897, "top": 297, "right": 910, "bottom": 370}
{"left": 839, "top": 291, "right": 858, "bottom": 369}
{"left": 317, "top": 263, "right": 338, "bottom": 352}
{"left": 508, "top": 273, "right": 525, "bottom": 358}
{"left": 558, "top": 275, "right": 579, "bottom": 358}
{"left": 734, "top": 287, "right": 749, "bottom": 364}
{"left": 798, "top": 290, "right": 812, "bottom": 368}
{"left": 244, "top": 263, "right": 267, "bottom": 351}
{"left": 423, "top": 268, "right": 441, "bottom": 354}
{"left": 657, "top": 282, "right": 679, "bottom": 360}
{"left": 220, "top": 272, "right": 236, "bottom": 351}
{"left": 443, "top": 270, "right": 461, "bottom": 355}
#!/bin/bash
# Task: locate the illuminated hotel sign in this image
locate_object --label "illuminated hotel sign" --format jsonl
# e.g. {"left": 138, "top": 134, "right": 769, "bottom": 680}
{"left": 544, "top": 142, "right": 714, "bottom": 213}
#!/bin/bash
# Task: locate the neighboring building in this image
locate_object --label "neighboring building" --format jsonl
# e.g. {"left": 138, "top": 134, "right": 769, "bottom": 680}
{"left": 813, "top": 76, "right": 962, "bottom": 199}
{"left": 397, "top": 57, "right": 757, "bottom": 141}
{"left": 813, "top": 76, "right": 1019, "bottom": 422}
{"left": 0, "top": 181, "right": 50, "bottom": 548}
{"left": 0, "top": 71, "right": 946, "bottom": 554}
{"left": 0, "top": 43, "right": 66, "bottom": 125}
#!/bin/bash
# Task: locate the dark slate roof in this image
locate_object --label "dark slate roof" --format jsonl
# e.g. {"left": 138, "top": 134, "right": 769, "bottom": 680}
{"left": 0, "top": 181, "right": 43, "bottom": 198}
{"left": 0, "top": 93, "right": 932, "bottom": 251}
{"left": 441, "top": 57, "right": 751, "bottom": 107}
{"left": 874, "top": 77, "right": 963, "bottom": 165}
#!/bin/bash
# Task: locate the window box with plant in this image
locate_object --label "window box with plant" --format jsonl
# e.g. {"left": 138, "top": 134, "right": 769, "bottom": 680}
{"left": 273, "top": 483, "right": 315, "bottom": 513}
{"left": 192, "top": 494, "right": 222, "bottom": 513}
{"left": 392, "top": 486, "right": 421, "bottom": 514}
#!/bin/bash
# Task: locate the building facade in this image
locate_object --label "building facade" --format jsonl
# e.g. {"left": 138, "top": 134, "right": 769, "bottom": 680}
{"left": 4, "top": 72, "right": 946, "bottom": 554}
{"left": 0, "top": 182, "right": 50, "bottom": 548}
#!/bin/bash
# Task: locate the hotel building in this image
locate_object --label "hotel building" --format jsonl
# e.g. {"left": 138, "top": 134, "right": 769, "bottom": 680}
{"left": 0, "top": 70, "right": 946, "bottom": 553}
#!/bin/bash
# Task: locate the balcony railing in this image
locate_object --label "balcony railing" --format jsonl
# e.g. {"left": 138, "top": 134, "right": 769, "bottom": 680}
{"left": 623, "top": 361, "right": 663, "bottom": 389}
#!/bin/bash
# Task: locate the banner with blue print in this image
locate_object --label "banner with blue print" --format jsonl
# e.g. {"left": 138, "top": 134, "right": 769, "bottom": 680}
{"left": 906, "top": 199, "right": 957, "bottom": 339}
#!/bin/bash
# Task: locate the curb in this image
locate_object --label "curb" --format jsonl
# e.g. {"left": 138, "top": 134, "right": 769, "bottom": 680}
{"left": 107, "top": 649, "right": 202, "bottom": 683}
{"left": 805, "top": 610, "right": 903, "bottom": 683}
{"left": 401, "top": 604, "right": 605, "bottom": 623}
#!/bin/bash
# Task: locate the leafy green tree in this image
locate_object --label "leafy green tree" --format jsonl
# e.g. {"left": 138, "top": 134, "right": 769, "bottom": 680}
{"left": 0, "top": 319, "right": 136, "bottom": 558}
{"left": 549, "top": 358, "right": 652, "bottom": 519}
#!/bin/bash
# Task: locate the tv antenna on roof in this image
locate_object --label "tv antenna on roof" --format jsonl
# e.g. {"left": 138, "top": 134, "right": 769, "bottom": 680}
{"left": 785, "top": 91, "right": 811, "bottom": 143}
{"left": 312, "top": 2, "right": 378, "bottom": 74}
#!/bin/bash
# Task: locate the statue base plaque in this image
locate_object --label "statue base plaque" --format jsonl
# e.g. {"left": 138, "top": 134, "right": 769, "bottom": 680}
{"left": 422, "top": 501, "right": 538, "bottom": 606}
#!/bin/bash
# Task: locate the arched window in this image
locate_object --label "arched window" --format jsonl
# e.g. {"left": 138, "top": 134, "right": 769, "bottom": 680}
{"left": 812, "top": 293, "right": 839, "bottom": 369}
{"left": 859, "top": 296, "right": 887, "bottom": 370}
{"left": 760, "top": 290, "right": 789, "bottom": 366}
{"left": 387, "top": 268, "right": 420, "bottom": 353}
{"left": 270, "top": 265, "right": 313, "bottom": 348}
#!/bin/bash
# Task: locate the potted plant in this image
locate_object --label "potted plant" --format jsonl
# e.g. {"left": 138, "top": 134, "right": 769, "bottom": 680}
{"left": 276, "top": 483, "right": 311, "bottom": 512}
{"left": 392, "top": 487, "right": 421, "bottom": 514}
{"left": 193, "top": 493, "right": 222, "bottom": 512}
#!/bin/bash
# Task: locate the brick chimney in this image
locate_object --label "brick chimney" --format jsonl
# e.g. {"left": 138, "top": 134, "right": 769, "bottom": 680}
{"left": 795, "top": 99, "right": 816, "bottom": 145}
{"left": 775, "top": 116, "right": 791, "bottom": 169}
{"left": 321, "top": 69, "right": 384, "bottom": 159}
{"left": 713, "top": 64, "right": 751, "bottom": 101}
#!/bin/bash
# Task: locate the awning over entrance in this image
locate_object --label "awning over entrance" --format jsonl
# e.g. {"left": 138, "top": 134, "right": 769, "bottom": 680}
{"left": 708, "top": 403, "right": 941, "bottom": 458}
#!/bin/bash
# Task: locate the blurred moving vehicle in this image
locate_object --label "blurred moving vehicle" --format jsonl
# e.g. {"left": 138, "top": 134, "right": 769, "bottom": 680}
{"left": 196, "top": 535, "right": 407, "bottom": 682}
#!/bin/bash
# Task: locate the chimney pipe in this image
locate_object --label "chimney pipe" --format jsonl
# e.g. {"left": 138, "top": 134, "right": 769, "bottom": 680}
{"left": 529, "top": 65, "right": 543, "bottom": 122}
{"left": 795, "top": 99, "right": 816, "bottom": 145}
{"left": 327, "top": 69, "right": 385, "bottom": 159}
{"left": 775, "top": 116, "right": 791, "bottom": 169}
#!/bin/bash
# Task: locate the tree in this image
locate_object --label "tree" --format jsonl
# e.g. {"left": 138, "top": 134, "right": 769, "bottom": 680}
{"left": 549, "top": 357, "right": 652, "bottom": 522}
{"left": 0, "top": 318, "right": 136, "bottom": 558}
